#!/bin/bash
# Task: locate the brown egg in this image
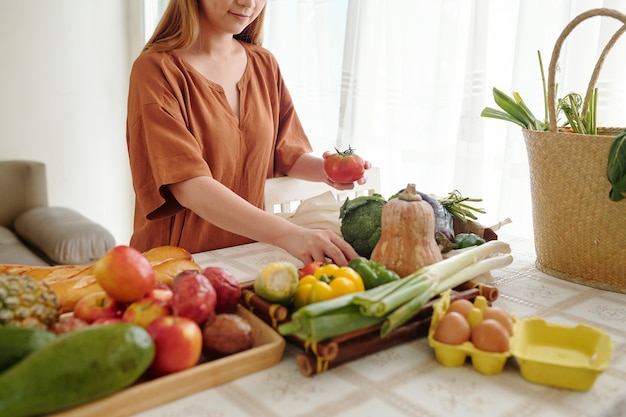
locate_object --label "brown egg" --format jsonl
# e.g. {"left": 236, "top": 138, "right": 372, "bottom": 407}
{"left": 483, "top": 306, "right": 514, "bottom": 336}
{"left": 471, "top": 319, "right": 510, "bottom": 353}
{"left": 433, "top": 311, "right": 471, "bottom": 345}
{"left": 447, "top": 299, "right": 474, "bottom": 318}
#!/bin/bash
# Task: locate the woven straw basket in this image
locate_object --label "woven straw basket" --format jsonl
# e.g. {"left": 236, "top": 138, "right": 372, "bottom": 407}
{"left": 522, "top": 8, "right": 626, "bottom": 293}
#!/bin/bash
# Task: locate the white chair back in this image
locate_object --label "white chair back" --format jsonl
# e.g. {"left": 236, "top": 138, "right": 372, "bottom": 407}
{"left": 264, "top": 167, "right": 381, "bottom": 214}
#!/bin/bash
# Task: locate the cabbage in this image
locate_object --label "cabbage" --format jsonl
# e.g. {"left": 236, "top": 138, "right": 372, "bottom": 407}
{"left": 339, "top": 194, "right": 387, "bottom": 258}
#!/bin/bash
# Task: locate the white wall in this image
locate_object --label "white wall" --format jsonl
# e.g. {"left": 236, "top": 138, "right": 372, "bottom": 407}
{"left": 0, "top": 1, "right": 144, "bottom": 245}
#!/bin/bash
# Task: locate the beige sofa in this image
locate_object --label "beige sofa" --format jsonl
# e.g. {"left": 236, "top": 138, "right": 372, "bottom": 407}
{"left": 0, "top": 160, "right": 115, "bottom": 266}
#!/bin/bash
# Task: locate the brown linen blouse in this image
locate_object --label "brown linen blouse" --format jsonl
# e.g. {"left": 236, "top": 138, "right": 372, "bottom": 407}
{"left": 126, "top": 42, "right": 312, "bottom": 254}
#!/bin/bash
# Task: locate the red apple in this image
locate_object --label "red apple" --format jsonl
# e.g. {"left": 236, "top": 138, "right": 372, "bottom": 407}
{"left": 147, "top": 315, "right": 203, "bottom": 377}
{"left": 93, "top": 245, "right": 156, "bottom": 303}
{"left": 144, "top": 282, "right": 174, "bottom": 305}
{"left": 123, "top": 297, "right": 171, "bottom": 328}
{"left": 73, "top": 291, "right": 124, "bottom": 324}
{"left": 201, "top": 267, "right": 241, "bottom": 314}
{"left": 171, "top": 270, "right": 216, "bottom": 324}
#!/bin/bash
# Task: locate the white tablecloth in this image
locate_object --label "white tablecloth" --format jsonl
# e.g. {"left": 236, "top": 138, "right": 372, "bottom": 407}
{"left": 134, "top": 235, "right": 626, "bottom": 417}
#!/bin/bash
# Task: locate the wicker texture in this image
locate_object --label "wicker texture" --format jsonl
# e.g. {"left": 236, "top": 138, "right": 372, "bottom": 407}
{"left": 522, "top": 8, "right": 626, "bottom": 292}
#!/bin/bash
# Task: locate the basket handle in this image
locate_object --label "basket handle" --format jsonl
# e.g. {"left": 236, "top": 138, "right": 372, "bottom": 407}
{"left": 547, "top": 8, "right": 626, "bottom": 132}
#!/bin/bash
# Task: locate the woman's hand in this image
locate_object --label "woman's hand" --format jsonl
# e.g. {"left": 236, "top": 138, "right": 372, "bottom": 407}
{"left": 274, "top": 227, "right": 359, "bottom": 267}
{"left": 169, "top": 174, "right": 359, "bottom": 266}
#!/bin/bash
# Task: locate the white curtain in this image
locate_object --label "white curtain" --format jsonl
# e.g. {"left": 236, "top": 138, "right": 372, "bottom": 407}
{"left": 266, "top": 0, "right": 626, "bottom": 238}
{"left": 145, "top": 0, "right": 626, "bottom": 239}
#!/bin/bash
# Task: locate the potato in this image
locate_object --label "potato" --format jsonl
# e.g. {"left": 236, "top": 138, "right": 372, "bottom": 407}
{"left": 202, "top": 314, "right": 254, "bottom": 357}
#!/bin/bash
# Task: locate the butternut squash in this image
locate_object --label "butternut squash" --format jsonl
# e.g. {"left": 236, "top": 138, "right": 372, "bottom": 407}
{"left": 370, "top": 183, "right": 443, "bottom": 277}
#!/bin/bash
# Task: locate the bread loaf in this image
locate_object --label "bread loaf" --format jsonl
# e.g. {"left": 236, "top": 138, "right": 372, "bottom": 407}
{"left": 47, "top": 275, "right": 103, "bottom": 313}
{"left": 153, "top": 258, "right": 202, "bottom": 287}
{"left": 0, "top": 246, "right": 202, "bottom": 313}
{"left": 142, "top": 245, "right": 193, "bottom": 263}
{"left": 0, "top": 264, "right": 90, "bottom": 281}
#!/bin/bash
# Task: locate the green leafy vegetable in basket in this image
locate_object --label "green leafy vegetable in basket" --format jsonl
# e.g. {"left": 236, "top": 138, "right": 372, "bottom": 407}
{"left": 481, "top": 50, "right": 625, "bottom": 203}
{"left": 480, "top": 50, "right": 600, "bottom": 134}
{"left": 480, "top": 51, "right": 549, "bottom": 131}
{"left": 607, "top": 129, "right": 626, "bottom": 202}
{"left": 481, "top": 87, "right": 547, "bottom": 131}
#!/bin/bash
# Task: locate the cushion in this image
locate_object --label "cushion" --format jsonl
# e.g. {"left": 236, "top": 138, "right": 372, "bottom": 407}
{"left": 0, "top": 226, "right": 50, "bottom": 266}
{"left": 14, "top": 207, "right": 116, "bottom": 265}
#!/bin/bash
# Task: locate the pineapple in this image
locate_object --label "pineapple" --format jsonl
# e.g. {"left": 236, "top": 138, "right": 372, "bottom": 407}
{"left": 0, "top": 274, "right": 60, "bottom": 329}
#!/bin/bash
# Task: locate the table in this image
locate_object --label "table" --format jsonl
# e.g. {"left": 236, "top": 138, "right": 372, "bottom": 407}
{"left": 133, "top": 234, "right": 626, "bottom": 417}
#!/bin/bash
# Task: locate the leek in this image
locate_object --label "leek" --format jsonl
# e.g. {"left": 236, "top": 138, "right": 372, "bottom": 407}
{"left": 279, "top": 305, "right": 385, "bottom": 341}
{"left": 352, "top": 273, "right": 429, "bottom": 316}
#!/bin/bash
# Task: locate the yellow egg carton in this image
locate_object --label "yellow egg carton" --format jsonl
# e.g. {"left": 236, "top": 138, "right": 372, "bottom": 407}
{"left": 427, "top": 290, "right": 613, "bottom": 390}
{"left": 428, "top": 290, "right": 513, "bottom": 376}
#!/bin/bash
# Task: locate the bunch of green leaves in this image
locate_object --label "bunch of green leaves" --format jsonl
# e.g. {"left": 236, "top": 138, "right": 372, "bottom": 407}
{"left": 480, "top": 88, "right": 547, "bottom": 130}
{"left": 481, "top": 50, "right": 599, "bottom": 134}
{"left": 480, "top": 50, "right": 624, "bottom": 203}
{"left": 480, "top": 51, "right": 549, "bottom": 131}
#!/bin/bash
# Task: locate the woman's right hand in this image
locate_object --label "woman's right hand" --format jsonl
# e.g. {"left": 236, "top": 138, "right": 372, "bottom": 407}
{"left": 275, "top": 226, "right": 359, "bottom": 267}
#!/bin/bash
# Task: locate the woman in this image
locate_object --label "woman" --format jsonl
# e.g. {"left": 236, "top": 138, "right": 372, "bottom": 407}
{"left": 126, "top": 0, "right": 368, "bottom": 266}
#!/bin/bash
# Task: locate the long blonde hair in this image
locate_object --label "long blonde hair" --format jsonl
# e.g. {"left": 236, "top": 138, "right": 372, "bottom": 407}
{"left": 144, "top": 0, "right": 265, "bottom": 52}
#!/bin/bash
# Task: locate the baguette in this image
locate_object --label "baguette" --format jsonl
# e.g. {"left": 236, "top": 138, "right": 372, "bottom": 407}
{"left": 46, "top": 275, "right": 103, "bottom": 314}
{"left": 0, "top": 245, "right": 202, "bottom": 313}
{"left": 153, "top": 258, "right": 202, "bottom": 287}
{"left": 0, "top": 264, "right": 90, "bottom": 281}
{"left": 142, "top": 245, "right": 193, "bottom": 263}
{"left": 47, "top": 256, "right": 202, "bottom": 313}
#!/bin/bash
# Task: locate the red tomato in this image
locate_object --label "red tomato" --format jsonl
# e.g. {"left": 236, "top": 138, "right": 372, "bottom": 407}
{"left": 299, "top": 261, "right": 324, "bottom": 278}
{"left": 323, "top": 146, "right": 366, "bottom": 184}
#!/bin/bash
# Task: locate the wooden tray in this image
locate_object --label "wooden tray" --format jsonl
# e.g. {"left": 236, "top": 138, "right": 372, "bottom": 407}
{"left": 52, "top": 305, "right": 285, "bottom": 417}
{"left": 241, "top": 281, "right": 499, "bottom": 376}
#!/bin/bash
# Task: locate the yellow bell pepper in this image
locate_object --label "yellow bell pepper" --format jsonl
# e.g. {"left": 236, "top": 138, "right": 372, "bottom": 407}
{"left": 293, "top": 263, "right": 364, "bottom": 309}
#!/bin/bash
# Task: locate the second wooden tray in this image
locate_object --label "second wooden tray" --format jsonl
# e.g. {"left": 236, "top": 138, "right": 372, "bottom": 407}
{"left": 241, "top": 281, "right": 499, "bottom": 376}
{"left": 52, "top": 306, "right": 285, "bottom": 417}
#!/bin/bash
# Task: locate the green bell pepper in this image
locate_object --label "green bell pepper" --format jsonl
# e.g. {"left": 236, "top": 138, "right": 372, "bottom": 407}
{"left": 454, "top": 233, "right": 486, "bottom": 249}
{"left": 348, "top": 258, "right": 400, "bottom": 290}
